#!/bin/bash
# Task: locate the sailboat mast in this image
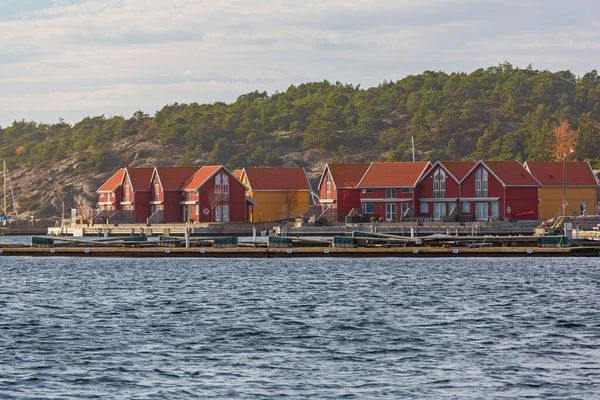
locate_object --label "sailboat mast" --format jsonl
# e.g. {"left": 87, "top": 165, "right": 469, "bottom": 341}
{"left": 411, "top": 136, "right": 416, "bottom": 162}
{"left": 3, "top": 160, "right": 6, "bottom": 217}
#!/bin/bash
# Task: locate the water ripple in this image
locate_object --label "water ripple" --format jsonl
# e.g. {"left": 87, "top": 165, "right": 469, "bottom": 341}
{"left": 0, "top": 257, "right": 599, "bottom": 398}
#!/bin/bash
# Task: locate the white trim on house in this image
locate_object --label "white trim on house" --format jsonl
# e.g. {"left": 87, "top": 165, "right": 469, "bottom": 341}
{"left": 361, "top": 198, "right": 412, "bottom": 203}
{"left": 418, "top": 198, "right": 459, "bottom": 202}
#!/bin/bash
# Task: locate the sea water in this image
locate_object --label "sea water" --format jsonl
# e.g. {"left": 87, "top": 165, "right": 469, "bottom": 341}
{"left": 1, "top": 257, "right": 599, "bottom": 398}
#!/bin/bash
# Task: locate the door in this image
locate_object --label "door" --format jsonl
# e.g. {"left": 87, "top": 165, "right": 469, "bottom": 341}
{"left": 222, "top": 205, "right": 229, "bottom": 222}
{"left": 491, "top": 202, "right": 499, "bottom": 220}
{"left": 385, "top": 203, "right": 396, "bottom": 221}
{"left": 476, "top": 203, "right": 489, "bottom": 221}
{"left": 434, "top": 203, "right": 446, "bottom": 220}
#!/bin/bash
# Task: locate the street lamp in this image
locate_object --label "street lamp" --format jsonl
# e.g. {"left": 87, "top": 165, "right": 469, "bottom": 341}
{"left": 562, "top": 149, "right": 575, "bottom": 217}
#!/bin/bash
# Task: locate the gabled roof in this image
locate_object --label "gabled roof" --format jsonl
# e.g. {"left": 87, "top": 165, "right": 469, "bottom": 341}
{"left": 153, "top": 167, "right": 200, "bottom": 191}
{"left": 478, "top": 161, "right": 539, "bottom": 187}
{"left": 359, "top": 161, "right": 432, "bottom": 188}
{"left": 233, "top": 169, "right": 243, "bottom": 180}
{"left": 416, "top": 161, "right": 476, "bottom": 185}
{"left": 97, "top": 168, "right": 126, "bottom": 192}
{"left": 242, "top": 168, "right": 311, "bottom": 191}
{"left": 441, "top": 161, "right": 477, "bottom": 182}
{"left": 125, "top": 167, "right": 154, "bottom": 192}
{"left": 525, "top": 162, "right": 598, "bottom": 186}
{"left": 182, "top": 166, "right": 222, "bottom": 191}
{"left": 319, "top": 163, "right": 371, "bottom": 190}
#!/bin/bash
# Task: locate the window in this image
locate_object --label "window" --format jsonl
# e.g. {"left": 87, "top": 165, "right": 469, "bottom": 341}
{"left": 326, "top": 174, "right": 331, "bottom": 198}
{"left": 215, "top": 205, "right": 222, "bottom": 222}
{"left": 385, "top": 203, "right": 397, "bottom": 221}
{"left": 475, "top": 168, "right": 488, "bottom": 197}
{"left": 401, "top": 188, "right": 412, "bottom": 193}
{"left": 433, "top": 169, "right": 446, "bottom": 198}
{"left": 362, "top": 203, "right": 374, "bottom": 214}
{"left": 420, "top": 202, "right": 428, "bottom": 213}
{"left": 124, "top": 183, "right": 130, "bottom": 202}
{"left": 154, "top": 183, "right": 160, "bottom": 201}
{"left": 362, "top": 189, "right": 374, "bottom": 194}
{"left": 385, "top": 188, "right": 396, "bottom": 199}
{"left": 223, "top": 174, "right": 229, "bottom": 201}
{"left": 462, "top": 201, "right": 470, "bottom": 213}
{"left": 195, "top": 204, "right": 199, "bottom": 216}
{"left": 215, "top": 172, "right": 222, "bottom": 200}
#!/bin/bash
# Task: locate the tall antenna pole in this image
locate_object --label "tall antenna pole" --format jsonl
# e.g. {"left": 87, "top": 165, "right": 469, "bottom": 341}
{"left": 411, "top": 136, "right": 416, "bottom": 162}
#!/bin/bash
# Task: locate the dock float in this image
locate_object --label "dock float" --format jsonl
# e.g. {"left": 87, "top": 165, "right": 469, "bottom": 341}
{"left": 0, "top": 246, "right": 597, "bottom": 258}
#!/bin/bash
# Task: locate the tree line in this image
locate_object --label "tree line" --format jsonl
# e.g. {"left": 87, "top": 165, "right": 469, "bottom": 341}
{"left": 1, "top": 62, "right": 600, "bottom": 173}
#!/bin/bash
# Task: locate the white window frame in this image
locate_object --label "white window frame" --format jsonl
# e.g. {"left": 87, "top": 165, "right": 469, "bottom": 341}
{"left": 223, "top": 174, "right": 230, "bottom": 201}
{"left": 362, "top": 203, "right": 374, "bottom": 214}
{"left": 385, "top": 188, "right": 396, "bottom": 199}
{"left": 462, "top": 201, "right": 470, "bottom": 213}
{"left": 420, "top": 202, "right": 428, "bottom": 213}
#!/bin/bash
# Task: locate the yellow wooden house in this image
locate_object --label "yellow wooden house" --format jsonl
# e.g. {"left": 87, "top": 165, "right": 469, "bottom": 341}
{"left": 525, "top": 161, "right": 599, "bottom": 220}
{"left": 238, "top": 168, "right": 313, "bottom": 222}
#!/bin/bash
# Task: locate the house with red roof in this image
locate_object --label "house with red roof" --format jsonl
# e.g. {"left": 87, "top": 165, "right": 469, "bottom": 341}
{"left": 414, "top": 161, "right": 475, "bottom": 220}
{"left": 239, "top": 168, "right": 312, "bottom": 222}
{"left": 358, "top": 162, "right": 432, "bottom": 221}
{"left": 149, "top": 167, "right": 200, "bottom": 223}
{"left": 317, "top": 163, "right": 371, "bottom": 222}
{"left": 461, "top": 161, "right": 540, "bottom": 221}
{"left": 524, "top": 161, "right": 598, "bottom": 219}
{"left": 181, "top": 165, "right": 249, "bottom": 222}
{"left": 97, "top": 168, "right": 125, "bottom": 214}
{"left": 119, "top": 167, "right": 154, "bottom": 223}
{"left": 96, "top": 167, "right": 154, "bottom": 223}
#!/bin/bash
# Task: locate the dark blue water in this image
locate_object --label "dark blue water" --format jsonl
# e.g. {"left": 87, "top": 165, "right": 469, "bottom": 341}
{"left": 1, "top": 257, "right": 600, "bottom": 399}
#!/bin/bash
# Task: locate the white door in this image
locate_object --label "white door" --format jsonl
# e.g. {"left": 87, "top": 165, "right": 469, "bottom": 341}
{"left": 386, "top": 203, "right": 396, "bottom": 221}
{"left": 476, "top": 203, "right": 489, "bottom": 221}
{"left": 491, "top": 202, "right": 499, "bottom": 220}
{"left": 434, "top": 203, "right": 446, "bottom": 220}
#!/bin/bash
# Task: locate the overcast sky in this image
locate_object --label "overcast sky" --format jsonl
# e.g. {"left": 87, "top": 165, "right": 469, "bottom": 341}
{"left": 0, "top": 0, "right": 598, "bottom": 127}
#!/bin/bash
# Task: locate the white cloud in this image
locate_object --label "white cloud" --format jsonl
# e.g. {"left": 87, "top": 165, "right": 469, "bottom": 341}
{"left": 0, "top": 0, "right": 599, "bottom": 126}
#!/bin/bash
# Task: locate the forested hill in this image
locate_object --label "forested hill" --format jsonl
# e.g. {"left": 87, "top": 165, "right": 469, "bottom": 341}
{"left": 1, "top": 62, "right": 600, "bottom": 217}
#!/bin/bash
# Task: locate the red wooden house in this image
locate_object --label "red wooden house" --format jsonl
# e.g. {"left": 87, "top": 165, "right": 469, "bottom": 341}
{"left": 97, "top": 168, "right": 125, "bottom": 213}
{"left": 460, "top": 160, "right": 540, "bottom": 221}
{"left": 317, "top": 163, "right": 371, "bottom": 222}
{"left": 120, "top": 167, "right": 155, "bottom": 223}
{"left": 414, "top": 161, "right": 475, "bottom": 220}
{"left": 149, "top": 167, "right": 200, "bottom": 223}
{"left": 358, "top": 162, "right": 432, "bottom": 221}
{"left": 181, "top": 165, "right": 249, "bottom": 222}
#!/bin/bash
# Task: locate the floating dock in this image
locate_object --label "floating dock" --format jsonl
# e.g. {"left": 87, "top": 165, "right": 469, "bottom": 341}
{"left": 0, "top": 246, "right": 597, "bottom": 258}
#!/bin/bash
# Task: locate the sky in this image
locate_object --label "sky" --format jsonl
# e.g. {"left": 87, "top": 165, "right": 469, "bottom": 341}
{"left": 0, "top": 0, "right": 598, "bottom": 127}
